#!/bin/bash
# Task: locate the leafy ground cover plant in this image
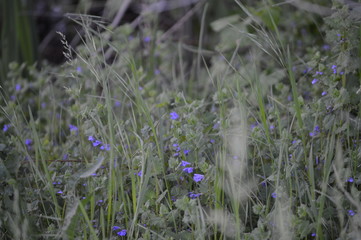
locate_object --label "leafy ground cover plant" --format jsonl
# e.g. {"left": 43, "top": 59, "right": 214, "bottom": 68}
{"left": 1, "top": 1, "right": 361, "bottom": 239}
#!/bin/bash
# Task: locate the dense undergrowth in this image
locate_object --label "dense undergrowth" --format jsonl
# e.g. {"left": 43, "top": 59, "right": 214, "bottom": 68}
{"left": 1, "top": 0, "right": 361, "bottom": 239}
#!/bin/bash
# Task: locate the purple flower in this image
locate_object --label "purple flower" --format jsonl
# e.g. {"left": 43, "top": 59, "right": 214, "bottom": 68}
{"left": 57, "top": 190, "right": 63, "bottom": 194}
{"left": 93, "top": 140, "right": 102, "bottom": 147}
{"left": 193, "top": 174, "right": 204, "bottom": 182}
{"left": 69, "top": 124, "right": 78, "bottom": 132}
{"left": 41, "top": 102, "right": 46, "bottom": 109}
{"left": 3, "top": 124, "right": 10, "bottom": 132}
{"left": 25, "top": 139, "right": 32, "bottom": 146}
{"left": 311, "top": 79, "right": 318, "bottom": 85}
{"left": 347, "top": 177, "right": 354, "bottom": 183}
{"left": 188, "top": 192, "right": 202, "bottom": 199}
{"left": 114, "top": 101, "right": 121, "bottom": 107}
{"left": 271, "top": 192, "right": 277, "bottom": 198}
{"left": 315, "top": 71, "right": 323, "bottom": 75}
{"left": 348, "top": 210, "right": 355, "bottom": 216}
{"left": 314, "top": 125, "right": 320, "bottom": 132}
{"left": 180, "top": 161, "right": 191, "bottom": 166}
{"left": 100, "top": 144, "right": 111, "bottom": 151}
{"left": 269, "top": 125, "right": 275, "bottom": 130}
{"left": 322, "top": 44, "right": 330, "bottom": 50}
{"left": 143, "top": 36, "right": 151, "bottom": 43}
{"left": 154, "top": 69, "right": 160, "bottom": 75}
{"left": 170, "top": 112, "right": 179, "bottom": 120}
{"left": 303, "top": 67, "right": 312, "bottom": 74}
{"left": 117, "top": 229, "right": 127, "bottom": 236}
{"left": 76, "top": 66, "right": 82, "bottom": 73}
{"left": 183, "top": 149, "right": 190, "bottom": 155}
{"left": 88, "top": 136, "right": 95, "bottom": 142}
{"left": 210, "top": 139, "right": 215, "bottom": 144}
{"left": 311, "top": 233, "right": 316, "bottom": 237}
{"left": 183, "top": 167, "right": 194, "bottom": 173}
{"left": 322, "top": 91, "right": 327, "bottom": 96}
{"left": 213, "top": 122, "right": 220, "bottom": 129}
{"left": 331, "top": 65, "right": 337, "bottom": 74}
{"left": 112, "top": 226, "right": 121, "bottom": 231}
{"left": 15, "top": 84, "right": 21, "bottom": 91}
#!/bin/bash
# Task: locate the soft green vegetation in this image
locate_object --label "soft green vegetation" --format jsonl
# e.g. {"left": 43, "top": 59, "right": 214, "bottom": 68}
{"left": 1, "top": 1, "right": 361, "bottom": 239}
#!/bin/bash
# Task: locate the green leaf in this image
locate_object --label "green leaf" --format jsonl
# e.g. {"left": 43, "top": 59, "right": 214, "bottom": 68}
{"left": 78, "top": 156, "right": 105, "bottom": 178}
{"left": 210, "top": 15, "right": 240, "bottom": 32}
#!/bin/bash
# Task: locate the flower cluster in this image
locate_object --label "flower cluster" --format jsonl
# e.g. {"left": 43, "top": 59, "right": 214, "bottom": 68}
{"left": 88, "top": 136, "right": 111, "bottom": 151}
{"left": 309, "top": 125, "right": 320, "bottom": 137}
{"left": 179, "top": 160, "right": 204, "bottom": 183}
{"left": 188, "top": 192, "right": 202, "bottom": 199}
{"left": 2, "top": 124, "right": 11, "bottom": 132}
{"left": 112, "top": 226, "right": 127, "bottom": 236}
{"left": 170, "top": 111, "right": 179, "bottom": 120}
{"left": 69, "top": 124, "right": 78, "bottom": 134}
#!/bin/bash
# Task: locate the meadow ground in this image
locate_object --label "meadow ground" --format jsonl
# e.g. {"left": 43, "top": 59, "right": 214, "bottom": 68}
{"left": 1, "top": 1, "right": 361, "bottom": 239}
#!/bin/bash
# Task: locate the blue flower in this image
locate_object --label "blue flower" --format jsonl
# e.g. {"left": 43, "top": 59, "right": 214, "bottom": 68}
{"left": 309, "top": 126, "right": 320, "bottom": 137}
{"left": 311, "top": 233, "right": 316, "bottom": 237}
{"left": 210, "top": 139, "right": 215, "bottom": 144}
{"left": 143, "top": 36, "right": 151, "bottom": 43}
{"left": 117, "top": 229, "right": 127, "bottom": 236}
{"left": 25, "top": 139, "right": 32, "bottom": 146}
{"left": 213, "top": 122, "right": 220, "bottom": 129}
{"left": 154, "top": 69, "right": 160, "bottom": 75}
{"left": 112, "top": 226, "right": 121, "bottom": 231}
{"left": 311, "top": 79, "right": 318, "bottom": 85}
{"left": 100, "top": 144, "right": 111, "bottom": 151}
{"left": 114, "top": 101, "right": 121, "bottom": 107}
{"left": 188, "top": 192, "right": 202, "bottom": 199}
{"left": 15, "top": 84, "right": 21, "bottom": 91}
{"left": 93, "top": 140, "right": 102, "bottom": 147}
{"left": 184, "top": 149, "right": 190, "bottom": 155}
{"left": 183, "top": 167, "right": 194, "bottom": 173}
{"left": 271, "top": 192, "right": 277, "bottom": 198}
{"left": 322, "top": 91, "right": 327, "bottom": 96}
{"left": 88, "top": 136, "right": 95, "bottom": 142}
{"left": 170, "top": 112, "right": 179, "bottom": 120}
{"left": 193, "top": 174, "right": 204, "bottom": 182}
{"left": 347, "top": 177, "right": 354, "bottom": 183}
{"left": 314, "top": 126, "right": 320, "bottom": 132}
{"left": 331, "top": 65, "right": 337, "bottom": 74}
{"left": 77, "top": 66, "right": 82, "bottom": 73}
{"left": 180, "top": 161, "right": 191, "bottom": 166}
{"left": 69, "top": 124, "right": 78, "bottom": 132}
{"left": 348, "top": 210, "right": 355, "bottom": 216}
{"left": 3, "top": 124, "right": 10, "bottom": 132}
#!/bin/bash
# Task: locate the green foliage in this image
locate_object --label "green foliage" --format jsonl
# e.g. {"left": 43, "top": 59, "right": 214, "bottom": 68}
{"left": 1, "top": 1, "right": 361, "bottom": 239}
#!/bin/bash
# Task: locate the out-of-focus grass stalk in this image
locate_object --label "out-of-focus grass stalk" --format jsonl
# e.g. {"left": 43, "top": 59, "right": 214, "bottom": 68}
{"left": 0, "top": 0, "right": 37, "bottom": 82}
